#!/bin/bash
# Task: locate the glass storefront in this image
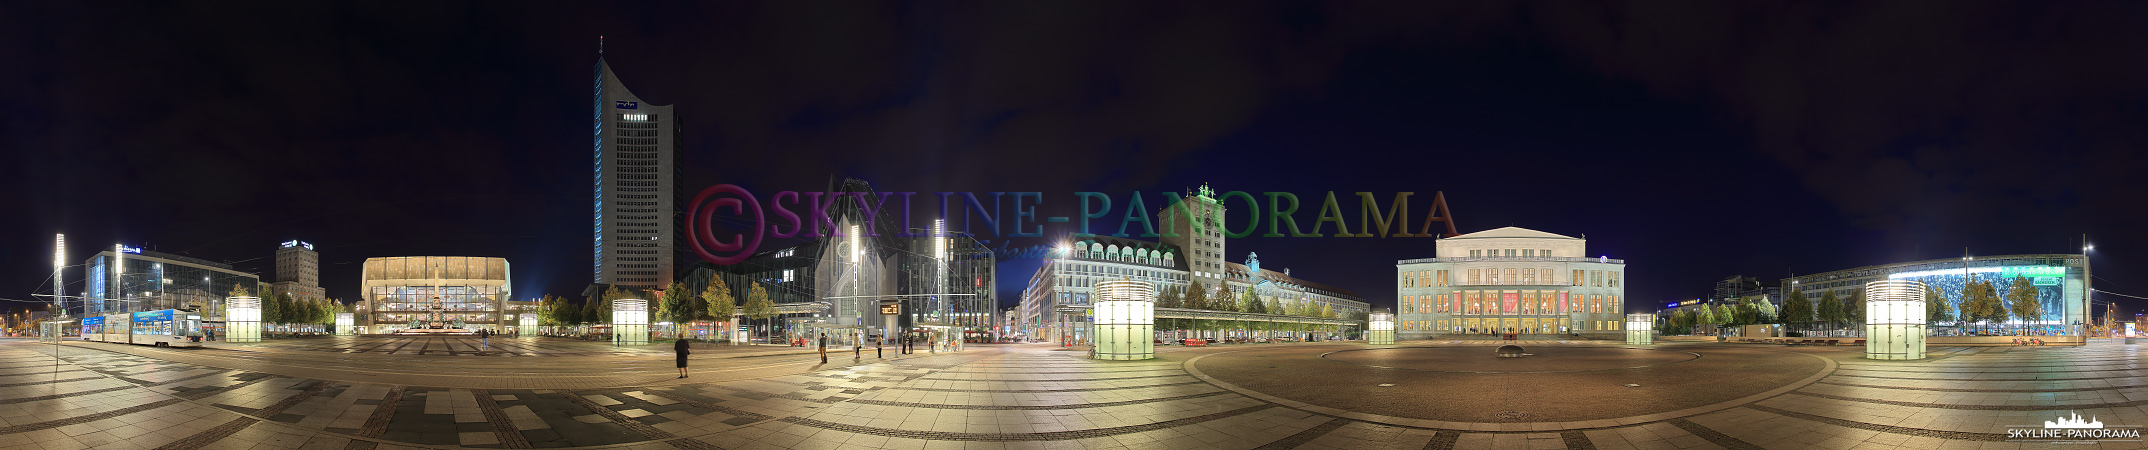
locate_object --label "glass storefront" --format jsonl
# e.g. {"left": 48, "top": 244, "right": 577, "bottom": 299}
{"left": 82, "top": 252, "right": 260, "bottom": 318}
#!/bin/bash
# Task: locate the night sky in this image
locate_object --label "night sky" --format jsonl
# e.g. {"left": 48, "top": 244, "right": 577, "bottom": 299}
{"left": 5, "top": 3, "right": 2144, "bottom": 319}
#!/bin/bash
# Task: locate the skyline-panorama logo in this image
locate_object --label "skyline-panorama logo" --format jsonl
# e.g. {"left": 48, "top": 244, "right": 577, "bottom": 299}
{"left": 2007, "top": 411, "right": 2142, "bottom": 442}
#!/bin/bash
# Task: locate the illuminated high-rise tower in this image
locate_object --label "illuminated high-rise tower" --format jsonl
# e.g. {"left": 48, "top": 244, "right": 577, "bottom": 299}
{"left": 593, "top": 52, "right": 684, "bottom": 290}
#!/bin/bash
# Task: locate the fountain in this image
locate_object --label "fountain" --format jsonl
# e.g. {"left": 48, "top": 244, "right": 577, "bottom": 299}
{"left": 1497, "top": 345, "right": 1526, "bottom": 357}
{"left": 391, "top": 296, "right": 478, "bottom": 335}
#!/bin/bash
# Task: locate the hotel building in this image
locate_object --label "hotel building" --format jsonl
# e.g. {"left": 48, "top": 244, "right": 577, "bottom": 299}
{"left": 1395, "top": 227, "right": 1628, "bottom": 338}
{"left": 270, "top": 240, "right": 326, "bottom": 300}
{"left": 593, "top": 56, "right": 685, "bottom": 290}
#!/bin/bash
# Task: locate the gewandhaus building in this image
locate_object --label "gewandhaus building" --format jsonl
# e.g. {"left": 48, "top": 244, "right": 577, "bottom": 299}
{"left": 1395, "top": 227, "right": 1628, "bottom": 338}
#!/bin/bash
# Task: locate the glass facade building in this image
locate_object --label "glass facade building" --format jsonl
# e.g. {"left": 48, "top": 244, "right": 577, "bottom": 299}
{"left": 360, "top": 256, "right": 511, "bottom": 333}
{"left": 1782, "top": 254, "right": 2090, "bottom": 336}
{"left": 81, "top": 250, "right": 260, "bottom": 319}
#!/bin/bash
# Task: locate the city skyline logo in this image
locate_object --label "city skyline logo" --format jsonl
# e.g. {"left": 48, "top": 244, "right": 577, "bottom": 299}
{"left": 2006, "top": 411, "right": 2141, "bottom": 443}
{"left": 684, "top": 184, "right": 1458, "bottom": 265}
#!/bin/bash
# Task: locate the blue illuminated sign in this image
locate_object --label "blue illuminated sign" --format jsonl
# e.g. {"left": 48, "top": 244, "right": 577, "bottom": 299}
{"left": 132, "top": 310, "right": 172, "bottom": 322}
{"left": 281, "top": 240, "right": 314, "bottom": 250}
{"left": 80, "top": 316, "right": 103, "bottom": 326}
{"left": 119, "top": 246, "right": 142, "bottom": 254}
{"left": 615, "top": 101, "right": 638, "bottom": 109}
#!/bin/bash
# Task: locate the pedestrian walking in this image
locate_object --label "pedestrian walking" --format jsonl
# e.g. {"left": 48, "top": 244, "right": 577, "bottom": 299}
{"left": 478, "top": 328, "right": 490, "bottom": 348}
{"left": 818, "top": 333, "right": 829, "bottom": 364}
{"left": 675, "top": 337, "right": 691, "bottom": 378}
{"left": 875, "top": 335, "right": 883, "bottom": 359}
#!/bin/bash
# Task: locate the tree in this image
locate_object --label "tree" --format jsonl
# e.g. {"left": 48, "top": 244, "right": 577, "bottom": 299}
{"left": 1781, "top": 291, "right": 1812, "bottom": 331}
{"left": 1756, "top": 297, "right": 1779, "bottom": 324}
{"left": 223, "top": 284, "right": 250, "bottom": 322}
{"left": 536, "top": 295, "right": 558, "bottom": 327}
{"left": 703, "top": 276, "right": 737, "bottom": 342}
{"left": 256, "top": 286, "right": 278, "bottom": 328}
{"left": 743, "top": 282, "right": 776, "bottom": 341}
{"left": 1843, "top": 290, "right": 1865, "bottom": 328}
{"left": 1185, "top": 281, "right": 1209, "bottom": 312}
{"left": 578, "top": 297, "right": 599, "bottom": 327}
{"left": 2005, "top": 276, "right": 2044, "bottom": 335}
{"left": 1817, "top": 291, "right": 1844, "bottom": 330}
{"left": 1960, "top": 279, "right": 2003, "bottom": 334}
{"left": 656, "top": 282, "right": 693, "bottom": 337}
{"left": 1241, "top": 289, "right": 1263, "bottom": 314}
{"left": 596, "top": 287, "right": 621, "bottom": 326}
{"left": 1926, "top": 288, "right": 1954, "bottom": 325}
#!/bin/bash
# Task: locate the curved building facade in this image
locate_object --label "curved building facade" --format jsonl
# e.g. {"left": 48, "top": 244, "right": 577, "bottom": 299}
{"left": 1395, "top": 227, "right": 1628, "bottom": 339}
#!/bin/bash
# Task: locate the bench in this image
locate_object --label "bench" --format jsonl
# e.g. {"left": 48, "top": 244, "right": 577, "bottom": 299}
{"left": 1852, "top": 339, "right": 1865, "bottom": 345}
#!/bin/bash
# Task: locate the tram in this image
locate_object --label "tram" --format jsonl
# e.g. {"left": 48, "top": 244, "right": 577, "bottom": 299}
{"left": 81, "top": 309, "right": 204, "bottom": 347}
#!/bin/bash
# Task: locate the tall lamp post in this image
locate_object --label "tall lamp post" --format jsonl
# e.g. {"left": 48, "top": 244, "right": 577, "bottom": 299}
{"left": 2081, "top": 236, "right": 2092, "bottom": 338}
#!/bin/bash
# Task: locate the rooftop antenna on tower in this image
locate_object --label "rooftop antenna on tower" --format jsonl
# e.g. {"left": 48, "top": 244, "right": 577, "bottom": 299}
{"left": 599, "top": 35, "right": 604, "bottom": 55}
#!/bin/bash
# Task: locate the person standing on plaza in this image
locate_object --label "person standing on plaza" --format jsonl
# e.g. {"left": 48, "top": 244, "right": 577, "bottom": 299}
{"left": 674, "top": 337, "right": 691, "bottom": 378}
{"left": 817, "top": 332, "right": 829, "bottom": 364}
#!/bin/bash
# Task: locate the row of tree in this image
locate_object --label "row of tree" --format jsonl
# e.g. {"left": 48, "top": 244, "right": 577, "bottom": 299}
{"left": 1150, "top": 280, "right": 1348, "bottom": 337}
{"left": 533, "top": 277, "right": 785, "bottom": 341}
{"left": 1658, "top": 276, "right": 2047, "bottom": 335}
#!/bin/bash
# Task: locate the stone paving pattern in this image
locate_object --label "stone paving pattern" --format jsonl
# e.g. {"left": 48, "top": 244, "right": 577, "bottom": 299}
{"left": 0, "top": 337, "right": 2142, "bottom": 449}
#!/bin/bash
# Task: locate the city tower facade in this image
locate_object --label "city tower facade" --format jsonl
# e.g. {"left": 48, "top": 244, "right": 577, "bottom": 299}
{"left": 593, "top": 58, "right": 684, "bottom": 290}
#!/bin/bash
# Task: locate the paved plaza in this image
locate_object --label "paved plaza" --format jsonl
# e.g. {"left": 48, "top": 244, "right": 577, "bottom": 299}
{"left": 0, "top": 336, "right": 2143, "bottom": 449}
